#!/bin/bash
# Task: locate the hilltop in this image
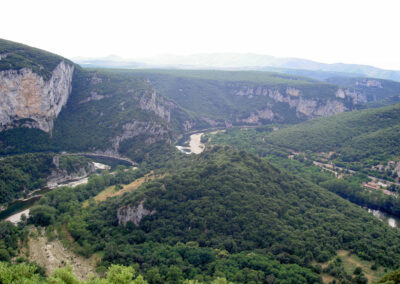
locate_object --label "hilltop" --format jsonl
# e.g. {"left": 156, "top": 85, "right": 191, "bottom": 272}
{"left": 25, "top": 147, "right": 400, "bottom": 283}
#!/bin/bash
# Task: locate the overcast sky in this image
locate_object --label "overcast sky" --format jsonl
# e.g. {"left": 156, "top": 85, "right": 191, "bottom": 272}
{"left": 2, "top": 0, "right": 400, "bottom": 70}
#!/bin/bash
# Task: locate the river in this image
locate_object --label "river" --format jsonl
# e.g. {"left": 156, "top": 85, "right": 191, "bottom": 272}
{"left": 0, "top": 161, "right": 111, "bottom": 223}
{"left": 176, "top": 133, "right": 205, "bottom": 154}
{"left": 365, "top": 208, "right": 400, "bottom": 228}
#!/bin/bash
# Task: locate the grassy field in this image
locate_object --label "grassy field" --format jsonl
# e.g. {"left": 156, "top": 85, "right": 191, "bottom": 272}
{"left": 83, "top": 172, "right": 165, "bottom": 207}
{"left": 337, "top": 250, "right": 388, "bottom": 283}
{"left": 318, "top": 250, "right": 389, "bottom": 283}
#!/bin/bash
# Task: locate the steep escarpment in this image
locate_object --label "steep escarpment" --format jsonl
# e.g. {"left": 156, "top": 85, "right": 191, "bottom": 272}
{"left": 137, "top": 70, "right": 354, "bottom": 126}
{"left": 231, "top": 84, "right": 347, "bottom": 123}
{"left": 46, "top": 154, "right": 96, "bottom": 188}
{"left": 0, "top": 39, "right": 75, "bottom": 132}
{"left": 328, "top": 77, "right": 400, "bottom": 105}
{"left": 47, "top": 69, "right": 195, "bottom": 160}
{"left": 0, "top": 61, "right": 74, "bottom": 132}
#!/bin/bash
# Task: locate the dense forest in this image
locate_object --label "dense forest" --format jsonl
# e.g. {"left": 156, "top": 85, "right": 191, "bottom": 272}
{"left": 265, "top": 103, "right": 400, "bottom": 163}
{"left": 0, "top": 153, "right": 93, "bottom": 207}
{"left": 207, "top": 126, "right": 400, "bottom": 217}
{"left": 17, "top": 147, "right": 400, "bottom": 283}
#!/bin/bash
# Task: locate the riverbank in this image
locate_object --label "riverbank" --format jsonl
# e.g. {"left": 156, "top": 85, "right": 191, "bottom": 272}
{"left": 0, "top": 161, "right": 110, "bottom": 223}
{"left": 176, "top": 133, "right": 205, "bottom": 154}
{"left": 6, "top": 209, "right": 30, "bottom": 224}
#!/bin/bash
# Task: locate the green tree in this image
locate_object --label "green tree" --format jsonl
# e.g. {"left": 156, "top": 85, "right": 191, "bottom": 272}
{"left": 167, "top": 266, "right": 183, "bottom": 284}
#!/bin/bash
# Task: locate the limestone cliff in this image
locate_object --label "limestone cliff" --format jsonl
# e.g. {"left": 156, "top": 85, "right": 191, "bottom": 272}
{"left": 0, "top": 61, "right": 74, "bottom": 132}
{"left": 335, "top": 88, "right": 368, "bottom": 104}
{"left": 46, "top": 155, "right": 96, "bottom": 188}
{"left": 117, "top": 199, "right": 156, "bottom": 226}
{"left": 232, "top": 85, "right": 348, "bottom": 124}
{"left": 109, "top": 121, "right": 171, "bottom": 155}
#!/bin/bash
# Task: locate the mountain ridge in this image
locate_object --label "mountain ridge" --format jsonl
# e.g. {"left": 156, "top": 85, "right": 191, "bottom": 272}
{"left": 74, "top": 52, "right": 400, "bottom": 82}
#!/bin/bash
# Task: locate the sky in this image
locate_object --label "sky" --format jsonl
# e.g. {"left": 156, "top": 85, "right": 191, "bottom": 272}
{"left": 2, "top": 0, "right": 400, "bottom": 70}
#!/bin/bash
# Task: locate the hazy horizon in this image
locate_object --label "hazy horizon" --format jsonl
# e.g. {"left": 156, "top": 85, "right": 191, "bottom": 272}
{"left": 2, "top": 0, "right": 400, "bottom": 69}
{"left": 71, "top": 52, "right": 400, "bottom": 71}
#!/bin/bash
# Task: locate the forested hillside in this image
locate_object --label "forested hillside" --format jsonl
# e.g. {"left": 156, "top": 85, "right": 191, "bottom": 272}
{"left": 205, "top": 103, "right": 400, "bottom": 218}
{"left": 266, "top": 103, "right": 400, "bottom": 162}
{"left": 24, "top": 147, "right": 400, "bottom": 283}
{"left": 0, "top": 153, "right": 93, "bottom": 206}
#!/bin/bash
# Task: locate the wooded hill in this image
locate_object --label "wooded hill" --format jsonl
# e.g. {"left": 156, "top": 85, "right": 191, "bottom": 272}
{"left": 27, "top": 147, "right": 400, "bottom": 283}
{"left": 266, "top": 103, "right": 400, "bottom": 163}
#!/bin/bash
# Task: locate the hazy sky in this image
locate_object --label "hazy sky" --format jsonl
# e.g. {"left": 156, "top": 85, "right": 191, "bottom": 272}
{"left": 2, "top": 0, "right": 400, "bottom": 70}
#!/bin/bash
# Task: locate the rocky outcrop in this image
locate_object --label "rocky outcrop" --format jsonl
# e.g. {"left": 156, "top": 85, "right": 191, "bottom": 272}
{"left": 110, "top": 121, "right": 171, "bottom": 154}
{"left": 286, "top": 87, "right": 301, "bottom": 97}
{"left": 356, "top": 79, "right": 383, "bottom": 88}
{"left": 79, "top": 91, "right": 108, "bottom": 104}
{"left": 0, "top": 61, "right": 74, "bottom": 132}
{"left": 241, "top": 108, "right": 276, "bottom": 123}
{"left": 117, "top": 199, "right": 156, "bottom": 226}
{"left": 139, "top": 90, "right": 174, "bottom": 123}
{"left": 232, "top": 85, "right": 349, "bottom": 123}
{"left": 183, "top": 120, "right": 196, "bottom": 131}
{"left": 335, "top": 88, "right": 368, "bottom": 104}
{"left": 200, "top": 117, "right": 220, "bottom": 127}
{"left": 46, "top": 155, "right": 96, "bottom": 188}
{"left": 268, "top": 89, "right": 347, "bottom": 117}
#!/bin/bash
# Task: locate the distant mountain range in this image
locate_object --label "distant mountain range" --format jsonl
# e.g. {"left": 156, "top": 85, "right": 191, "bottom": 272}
{"left": 73, "top": 53, "right": 400, "bottom": 82}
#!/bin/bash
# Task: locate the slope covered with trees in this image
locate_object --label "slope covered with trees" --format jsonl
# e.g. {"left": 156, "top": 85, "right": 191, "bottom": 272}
{"left": 266, "top": 103, "right": 400, "bottom": 162}
{"left": 0, "top": 153, "right": 93, "bottom": 207}
{"left": 25, "top": 147, "right": 400, "bottom": 283}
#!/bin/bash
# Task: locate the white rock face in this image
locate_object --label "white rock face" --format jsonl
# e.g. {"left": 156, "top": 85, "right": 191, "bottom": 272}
{"left": 117, "top": 199, "right": 156, "bottom": 226}
{"left": 285, "top": 87, "right": 301, "bottom": 97}
{"left": 336, "top": 88, "right": 367, "bottom": 104}
{"left": 356, "top": 79, "right": 383, "bottom": 88}
{"left": 0, "top": 61, "right": 74, "bottom": 132}
{"left": 235, "top": 86, "right": 348, "bottom": 123}
{"left": 267, "top": 89, "right": 347, "bottom": 117}
{"left": 109, "top": 121, "right": 171, "bottom": 154}
{"left": 241, "top": 108, "right": 275, "bottom": 123}
{"left": 46, "top": 155, "right": 96, "bottom": 188}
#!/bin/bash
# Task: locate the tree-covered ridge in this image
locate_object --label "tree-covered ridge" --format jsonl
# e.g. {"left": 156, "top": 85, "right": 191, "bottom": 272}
{"left": 0, "top": 153, "right": 54, "bottom": 205}
{"left": 0, "top": 38, "right": 74, "bottom": 80}
{"left": 0, "top": 153, "right": 92, "bottom": 206}
{"left": 265, "top": 103, "right": 400, "bottom": 161}
{"left": 206, "top": 123, "right": 400, "bottom": 216}
{"left": 26, "top": 147, "right": 400, "bottom": 283}
{"left": 127, "top": 69, "right": 321, "bottom": 85}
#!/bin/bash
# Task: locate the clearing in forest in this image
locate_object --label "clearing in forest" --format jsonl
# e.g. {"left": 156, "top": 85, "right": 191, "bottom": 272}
{"left": 83, "top": 172, "right": 164, "bottom": 207}
{"left": 318, "top": 250, "right": 388, "bottom": 283}
{"left": 28, "top": 227, "right": 97, "bottom": 279}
